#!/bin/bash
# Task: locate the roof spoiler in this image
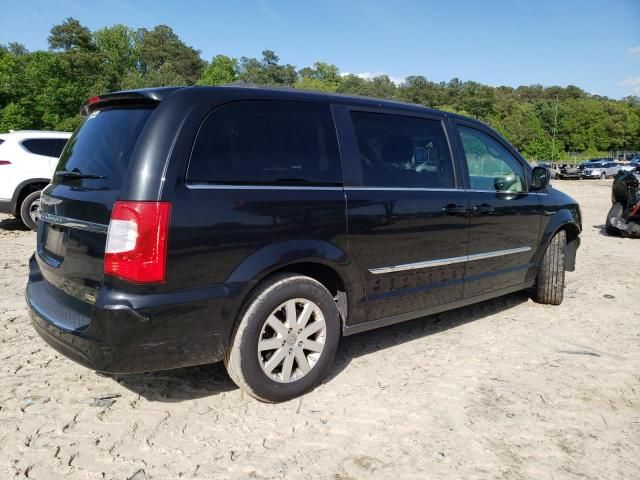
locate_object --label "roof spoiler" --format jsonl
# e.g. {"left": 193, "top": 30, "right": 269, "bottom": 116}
{"left": 81, "top": 87, "right": 184, "bottom": 115}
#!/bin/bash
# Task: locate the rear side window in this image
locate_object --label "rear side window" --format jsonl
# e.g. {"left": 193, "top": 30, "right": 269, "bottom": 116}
{"left": 22, "top": 139, "right": 58, "bottom": 157}
{"left": 51, "top": 139, "right": 68, "bottom": 158}
{"left": 350, "top": 111, "right": 454, "bottom": 188}
{"left": 54, "top": 107, "right": 154, "bottom": 189}
{"left": 188, "top": 101, "right": 341, "bottom": 185}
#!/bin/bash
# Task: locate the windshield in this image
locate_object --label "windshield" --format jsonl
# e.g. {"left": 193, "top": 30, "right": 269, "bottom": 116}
{"left": 54, "top": 106, "right": 154, "bottom": 189}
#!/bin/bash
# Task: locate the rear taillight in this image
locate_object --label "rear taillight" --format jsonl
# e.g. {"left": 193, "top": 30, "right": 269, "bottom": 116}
{"left": 0, "top": 161, "right": 11, "bottom": 165}
{"left": 104, "top": 201, "right": 172, "bottom": 283}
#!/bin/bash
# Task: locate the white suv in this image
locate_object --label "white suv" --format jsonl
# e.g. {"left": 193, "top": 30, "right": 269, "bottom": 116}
{"left": 0, "top": 130, "right": 71, "bottom": 230}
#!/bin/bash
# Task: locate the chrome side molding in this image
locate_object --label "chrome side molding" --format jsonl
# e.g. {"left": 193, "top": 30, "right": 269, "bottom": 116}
{"left": 369, "top": 246, "right": 532, "bottom": 274}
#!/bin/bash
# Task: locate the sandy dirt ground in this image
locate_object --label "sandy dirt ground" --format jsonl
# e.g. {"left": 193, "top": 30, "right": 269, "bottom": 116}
{"left": 0, "top": 179, "right": 639, "bottom": 480}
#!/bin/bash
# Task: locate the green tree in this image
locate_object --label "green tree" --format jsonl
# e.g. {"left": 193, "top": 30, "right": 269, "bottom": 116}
{"left": 0, "top": 103, "right": 30, "bottom": 132}
{"left": 198, "top": 55, "right": 238, "bottom": 85}
{"left": 397, "top": 75, "right": 444, "bottom": 107}
{"left": 137, "top": 25, "right": 204, "bottom": 85}
{"left": 48, "top": 17, "right": 96, "bottom": 52}
{"left": 1, "top": 42, "right": 29, "bottom": 56}
{"left": 94, "top": 24, "right": 138, "bottom": 90}
{"left": 461, "top": 81, "right": 495, "bottom": 119}
{"left": 296, "top": 62, "right": 342, "bottom": 91}
{"left": 337, "top": 74, "right": 370, "bottom": 96}
{"left": 238, "top": 50, "right": 298, "bottom": 86}
{"left": 488, "top": 98, "right": 545, "bottom": 152}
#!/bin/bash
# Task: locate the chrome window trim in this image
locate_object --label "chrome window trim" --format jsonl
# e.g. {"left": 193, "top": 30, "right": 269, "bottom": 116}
{"left": 346, "top": 187, "right": 462, "bottom": 192}
{"left": 185, "top": 184, "right": 547, "bottom": 195}
{"left": 185, "top": 184, "right": 343, "bottom": 191}
{"left": 38, "top": 212, "right": 108, "bottom": 234}
{"left": 369, "top": 246, "right": 532, "bottom": 274}
{"left": 465, "top": 189, "right": 548, "bottom": 196}
{"left": 186, "top": 184, "right": 465, "bottom": 193}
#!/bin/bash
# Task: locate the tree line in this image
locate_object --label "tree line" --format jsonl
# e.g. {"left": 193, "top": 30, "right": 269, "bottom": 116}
{"left": 1, "top": 18, "right": 639, "bottom": 161}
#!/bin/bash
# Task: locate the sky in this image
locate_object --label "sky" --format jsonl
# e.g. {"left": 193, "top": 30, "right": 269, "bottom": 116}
{"left": 1, "top": 0, "right": 639, "bottom": 99}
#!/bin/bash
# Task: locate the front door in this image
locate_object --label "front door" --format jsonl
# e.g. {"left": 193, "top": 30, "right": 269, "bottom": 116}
{"left": 336, "top": 107, "right": 470, "bottom": 323}
{"left": 453, "top": 122, "right": 543, "bottom": 298}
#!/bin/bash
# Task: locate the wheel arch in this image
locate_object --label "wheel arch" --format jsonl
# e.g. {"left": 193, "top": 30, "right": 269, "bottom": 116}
{"left": 536, "top": 210, "right": 581, "bottom": 272}
{"left": 11, "top": 178, "right": 50, "bottom": 216}
{"left": 226, "top": 240, "right": 366, "bottom": 335}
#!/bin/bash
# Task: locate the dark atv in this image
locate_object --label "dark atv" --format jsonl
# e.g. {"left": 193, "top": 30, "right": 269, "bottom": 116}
{"left": 606, "top": 167, "right": 640, "bottom": 237}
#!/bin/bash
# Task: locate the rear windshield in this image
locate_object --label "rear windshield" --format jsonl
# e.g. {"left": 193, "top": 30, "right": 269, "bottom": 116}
{"left": 53, "top": 106, "right": 154, "bottom": 189}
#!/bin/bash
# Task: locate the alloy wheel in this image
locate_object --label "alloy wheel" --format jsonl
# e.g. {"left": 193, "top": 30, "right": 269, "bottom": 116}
{"left": 257, "top": 298, "right": 327, "bottom": 383}
{"left": 29, "top": 198, "right": 40, "bottom": 222}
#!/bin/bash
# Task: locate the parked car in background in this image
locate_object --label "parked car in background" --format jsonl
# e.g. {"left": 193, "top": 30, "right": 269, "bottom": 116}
{"left": 579, "top": 158, "right": 613, "bottom": 171}
{"left": 26, "top": 86, "right": 581, "bottom": 402}
{"left": 0, "top": 130, "right": 72, "bottom": 230}
{"left": 581, "top": 161, "right": 620, "bottom": 179}
{"left": 620, "top": 158, "right": 640, "bottom": 172}
{"left": 536, "top": 162, "right": 560, "bottom": 179}
{"left": 617, "top": 153, "right": 639, "bottom": 162}
{"left": 558, "top": 164, "right": 582, "bottom": 179}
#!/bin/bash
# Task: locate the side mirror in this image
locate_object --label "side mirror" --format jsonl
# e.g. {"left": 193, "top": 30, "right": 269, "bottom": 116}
{"left": 531, "top": 166, "right": 551, "bottom": 190}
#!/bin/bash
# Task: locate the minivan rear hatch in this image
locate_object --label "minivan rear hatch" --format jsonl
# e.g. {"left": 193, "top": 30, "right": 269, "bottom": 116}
{"left": 36, "top": 93, "right": 161, "bottom": 304}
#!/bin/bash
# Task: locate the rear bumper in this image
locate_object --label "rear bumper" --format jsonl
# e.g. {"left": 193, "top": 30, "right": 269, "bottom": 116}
{"left": 26, "top": 256, "right": 242, "bottom": 373}
{"left": 0, "top": 198, "right": 13, "bottom": 215}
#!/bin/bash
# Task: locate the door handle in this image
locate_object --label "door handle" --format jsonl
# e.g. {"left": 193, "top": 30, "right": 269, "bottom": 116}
{"left": 442, "top": 204, "right": 469, "bottom": 215}
{"left": 473, "top": 203, "right": 495, "bottom": 214}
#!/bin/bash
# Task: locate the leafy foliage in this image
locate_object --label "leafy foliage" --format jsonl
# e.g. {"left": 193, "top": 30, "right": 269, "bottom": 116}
{"left": 0, "top": 18, "right": 638, "bottom": 159}
{"left": 198, "top": 55, "right": 238, "bottom": 86}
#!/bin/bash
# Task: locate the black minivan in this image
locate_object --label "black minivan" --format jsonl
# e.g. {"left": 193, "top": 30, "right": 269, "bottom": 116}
{"left": 27, "top": 86, "right": 581, "bottom": 402}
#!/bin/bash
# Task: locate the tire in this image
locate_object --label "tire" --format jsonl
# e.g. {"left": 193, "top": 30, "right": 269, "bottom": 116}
{"left": 533, "top": 230, "right": 566, "bottom": 305}
{"left": 600, "top": 172, "right": 606, "bottom": 180}
{"left": 605, "top": 202, "right": 624, "bottom": 236}
{"left": 19, "top": 190, "right": 42, "bottom": 231}
{"left": 225, "top": 274, "right": 340, "bottom": 402}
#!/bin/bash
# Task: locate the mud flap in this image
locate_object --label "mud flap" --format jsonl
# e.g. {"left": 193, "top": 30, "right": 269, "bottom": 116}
{"left": 564, "top": 237, "right": 579, "bottom": 271}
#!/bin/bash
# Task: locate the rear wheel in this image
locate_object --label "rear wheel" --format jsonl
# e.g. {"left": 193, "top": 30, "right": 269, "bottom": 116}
{"left": 225, "top": 274, "right": 340, "bottom": 402}
{"left": 19, "top": 190, "right": 42, "bottom": 231}
{"left": 533, "top": 230, "right": 566, "bottom": 305}
{"left": 605, "top": 202, "right": 624, "bottom": 236}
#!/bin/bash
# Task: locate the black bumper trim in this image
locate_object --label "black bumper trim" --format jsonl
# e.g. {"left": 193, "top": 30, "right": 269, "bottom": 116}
{"left": 0, "top": 199, "right": 14, "bottom": 215}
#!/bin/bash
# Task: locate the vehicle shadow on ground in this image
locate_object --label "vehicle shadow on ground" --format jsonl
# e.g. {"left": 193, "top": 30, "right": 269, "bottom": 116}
{"left": 594, "top": 224, "right": 609, "bottom": 236}
{"left": 113, "top": 291, "right": 530, "bottom": 402}
{"left": 0, "top": 217, "right": 30, "bottom": 231}
{"left": 324, "top": 291, "right": 530, "bottom": 384}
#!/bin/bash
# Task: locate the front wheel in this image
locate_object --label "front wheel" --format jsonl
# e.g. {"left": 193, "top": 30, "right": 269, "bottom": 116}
{"left": 600, "top": 172, "right": 606, "bottom": 180}
{"left": 225, "top": 274, "right": 340, "bottom": 402}
{"left": 533, "top": 230, "right": 566, "bottom": 305}
{"left": 19, "top": 190, "right": 42, "bottom": 231}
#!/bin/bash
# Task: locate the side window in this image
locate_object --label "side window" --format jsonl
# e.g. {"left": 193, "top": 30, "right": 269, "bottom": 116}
{"left": 22, "top": 139, "right": 56, "bottom": 157}
{"left": 350, "top": 111, "right": 454, "bottom": 188}
{"left": 458, "top": 125, "right": 526, "bottom": 192}
{"left": 51, "top": 139, "right": 68, "bottom": 158}
{"left": 188, "top": 101, "right": 341, "bottom": 185}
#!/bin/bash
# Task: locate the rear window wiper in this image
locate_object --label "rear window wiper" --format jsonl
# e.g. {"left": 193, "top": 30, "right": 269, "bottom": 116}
{"left": 55, "top": 170, "right": 106, "bottom": 179}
